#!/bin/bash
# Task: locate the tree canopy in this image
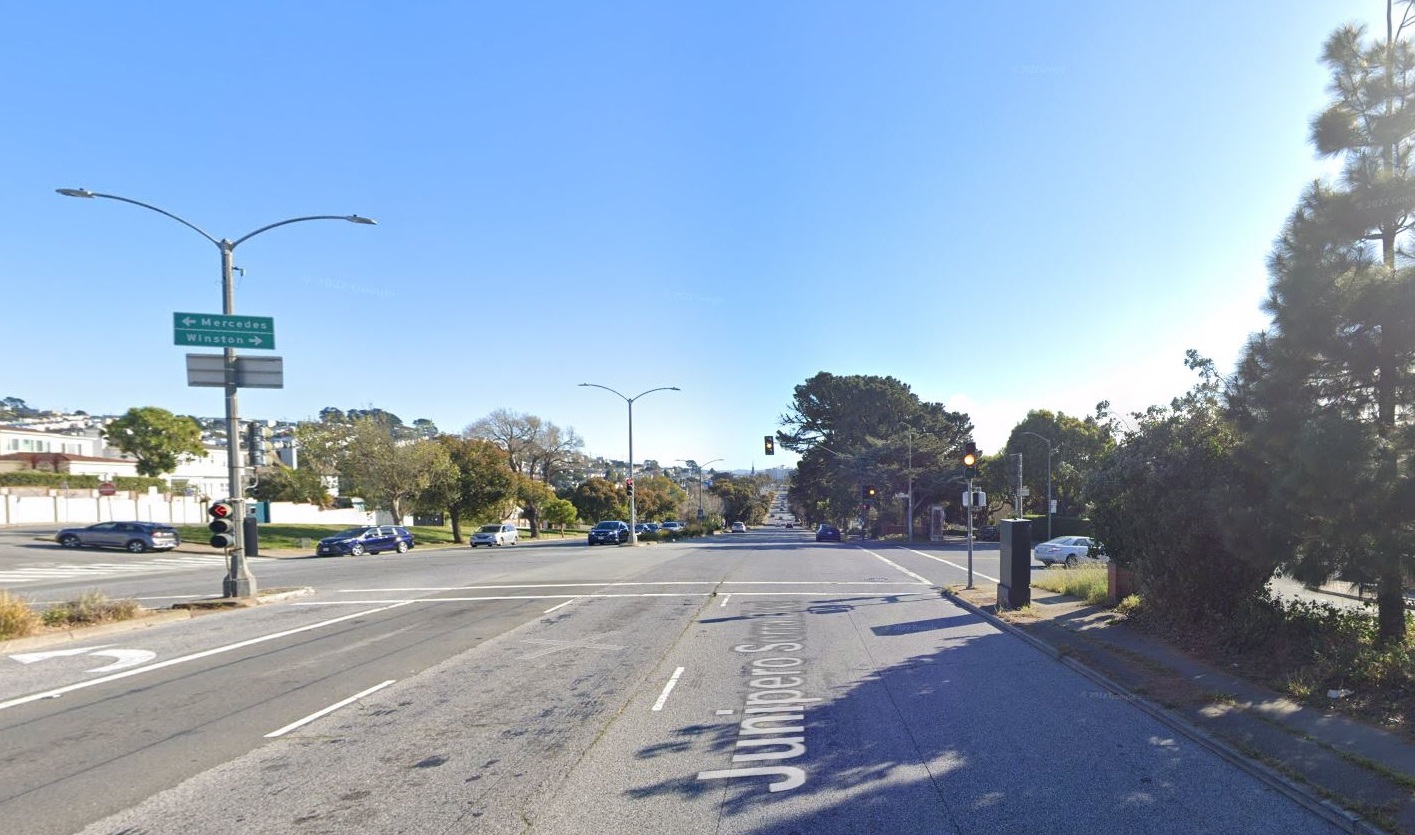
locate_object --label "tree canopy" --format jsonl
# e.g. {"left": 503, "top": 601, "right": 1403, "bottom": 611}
{"left": 102, "top": 407, "right": 207, "bottom": 477}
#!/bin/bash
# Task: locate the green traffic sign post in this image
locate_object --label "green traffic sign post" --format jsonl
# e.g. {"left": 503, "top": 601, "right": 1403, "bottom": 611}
{"left": 173, "top": 312, "right": 276, "bottom": 350}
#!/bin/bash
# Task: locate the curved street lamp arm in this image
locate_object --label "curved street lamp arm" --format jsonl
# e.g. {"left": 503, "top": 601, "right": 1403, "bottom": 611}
{"left": 58, "top": 189, "right": 220, "bottom": 247}
{"left": 578, "top": 382, "right": 629, "bottom": 401}
{"left": 629, "top": 385, "right": 681, "bottom": 402}
{"left": 232, "top": 215, "right": 376, "bottom": 248}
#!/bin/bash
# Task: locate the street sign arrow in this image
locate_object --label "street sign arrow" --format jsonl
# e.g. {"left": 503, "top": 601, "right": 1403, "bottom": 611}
{"left": 11, "top": 645, "right": 112, "bottom": 664}
{"left": 9, "top": 645, "right": 156, "bottom": 672}
{"left": 84, "top": 649, "right": 157, "bottom": 672}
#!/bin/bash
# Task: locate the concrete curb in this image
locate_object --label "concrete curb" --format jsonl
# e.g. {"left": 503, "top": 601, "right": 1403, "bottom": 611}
{"left": 941, "top": 589, "right": 1384, "bottom": 835}
{"left": 0, "top": 609, "right": 193, "bottom": 654}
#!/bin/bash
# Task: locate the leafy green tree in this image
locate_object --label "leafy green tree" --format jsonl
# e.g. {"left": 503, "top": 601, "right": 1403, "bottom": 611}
{"left": 1230, "top": 6, "right": 1415, "bottom": 643}
{"left": 779, "top": 372, "right": 973, "bottom": 531}
{"left": 711, "top": 473, "right": 773, "bottom": 525}
{"left": 1089, "top": 360, "right": 1278, "bottom": 628}
{"left": 418, "top": 436, "right": 516, "bottom": 542}
{"left": 515, "top": 475, "right": 558, "bottom": 537}
{"left": 541, "top": 497, "right": 579, "bottom": 532}
{"left": 570, "top": 477, "right": 626, "bottom": 523}
{"left": 102, "top": 407, "right": 207, "bottom": 476}
{"left": 631, "top": 474, "right": 688, "bottom": 521}
{"left": 336, "top": 417, "right": 455, "bottom": 521}
{"left": 249, "top": 462, "right": 331, "bottom": 506}
{"left": 1002, "top": 408, "right": 1114, "bottom": 517}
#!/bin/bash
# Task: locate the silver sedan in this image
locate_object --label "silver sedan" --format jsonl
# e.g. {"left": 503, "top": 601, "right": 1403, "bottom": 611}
{"left": 1033, "top": 536, "right": 1106, "bottom": 568}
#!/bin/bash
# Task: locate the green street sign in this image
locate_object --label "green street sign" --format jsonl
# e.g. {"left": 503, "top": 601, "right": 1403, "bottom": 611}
{"left": 173, "top": 312, "right": 276, "bottom": 350}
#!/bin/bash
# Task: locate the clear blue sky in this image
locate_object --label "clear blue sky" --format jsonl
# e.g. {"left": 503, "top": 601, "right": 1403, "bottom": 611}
{"left": 1, "top": 1, "right": 1376, "bottom": 471}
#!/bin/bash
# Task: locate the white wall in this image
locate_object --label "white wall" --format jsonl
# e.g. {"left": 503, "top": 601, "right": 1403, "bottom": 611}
{"left": 0, "top": 487, "right": 207, "bottom": 526}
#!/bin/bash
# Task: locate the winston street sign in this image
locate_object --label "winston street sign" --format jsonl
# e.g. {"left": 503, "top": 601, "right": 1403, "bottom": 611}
{"left": 173, "top": 312, "right": 276, "bottom": 350}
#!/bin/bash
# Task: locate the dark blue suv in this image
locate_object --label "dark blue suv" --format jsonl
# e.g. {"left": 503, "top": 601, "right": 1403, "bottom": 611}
{"left": 588, "top": 520, "right": 630, "bottom": 545}
{"left": 317, "top": 525, "right": 414, "bottom": 556}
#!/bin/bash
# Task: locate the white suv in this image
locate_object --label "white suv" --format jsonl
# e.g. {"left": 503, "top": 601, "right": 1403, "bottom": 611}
{"left": 471, "top": 523, "right": 518, "bottom": 547}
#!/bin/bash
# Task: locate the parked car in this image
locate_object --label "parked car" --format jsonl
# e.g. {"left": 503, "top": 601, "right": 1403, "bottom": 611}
{"left": 1033, "top": 535, "right": 1106, "bottom": 567}
{"left": 977, "top": 525, "right": 1000, "bottom": 542}
{"left": 55, "top": 521, "right": 180, "bottom": 553}
{"left": 815, "top": 524, "right": 842, "bottom": 543}
{"left": 470, "top": 523, "right": 518, "bottom": 548}
{"left": 588, "top": 520, "right": 630, "bottom": 545}
{"left": 730, "top": 521, "right": 747, "bottom": 533}
{"left": 660, "top": 521, "right": 684, "bottom": 532}
{"left": 634, "top": 523, "right": 653, "bottom": 536}
{"left": 316, "top": 525, "right": 414, "bottom": 557}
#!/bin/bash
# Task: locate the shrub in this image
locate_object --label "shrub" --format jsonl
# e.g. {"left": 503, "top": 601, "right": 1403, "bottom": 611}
{"left": 0, "top": 591, "right": 39, "bottom": 639}
{"left": 42, "top": 591, "right": 140, "bottom": 627}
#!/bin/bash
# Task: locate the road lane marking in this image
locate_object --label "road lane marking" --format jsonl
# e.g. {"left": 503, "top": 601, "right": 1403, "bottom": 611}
{"left": 542, "top": 598, "right": 577, "bottom": 614}
{"left": 265, "top": 680, "right": 397, "bottom": 738}
{"left": 856, "top": 548, "right": 934, "bottom": 585}
{"left": 0, "top": 601, "right": 415, "bottom": 712}
{"left": 721, "top": 593, "right": 732, "bottom": 607}
{"left": 334, "top": 581, "right": 926, "bottom": 592}
{"left": 652, "top": 666, "right": 686, "bottom": 711}
{"left": 297, "top": 592, "right": 939, "bottom": 605}
{"left": 898, "top": 548, "right": 1001, "bottom": 583}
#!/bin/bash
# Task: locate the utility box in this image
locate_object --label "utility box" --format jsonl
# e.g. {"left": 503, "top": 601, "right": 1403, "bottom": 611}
{"left": 998, "top": 518, "right": 1032, "bottom": 609}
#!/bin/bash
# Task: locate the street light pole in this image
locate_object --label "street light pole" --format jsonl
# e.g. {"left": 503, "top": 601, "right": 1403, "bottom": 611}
{"left": 1020, "top": 431, "right": 1055, "bottom": 541}
{"left": 579, "top": 383, "right": 680, "bottom": 544}
{"left": 676, "top": 458, "right": 722, "bottom": 526}
{"left": 57, "top": 188, "right": 375, "bottom": 597}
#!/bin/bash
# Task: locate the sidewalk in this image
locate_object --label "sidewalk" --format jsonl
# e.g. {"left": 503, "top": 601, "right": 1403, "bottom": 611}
{"left": 949, "top": 585, "right": 1415, "bottom": 835}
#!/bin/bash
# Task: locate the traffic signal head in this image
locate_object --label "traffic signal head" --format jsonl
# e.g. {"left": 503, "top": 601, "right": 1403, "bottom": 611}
{"left": 764, "top": 435, "right": 775, "bottom": 455}
{"left": 962, "top": 442, "right": 979, "bottom": 478}
{"left": 625, "top": 478, "right": 635, "bottom": 497}
{"left": 862, "top": 484, "right": 877, "bottom": 502}
{"left": 208, "top": 500, "right": 237, "bottom": 548}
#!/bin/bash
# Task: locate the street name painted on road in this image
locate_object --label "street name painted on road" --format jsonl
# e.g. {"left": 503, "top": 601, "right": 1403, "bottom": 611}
{"left": 173, "top": 312, "right": 276, "bottom": 350}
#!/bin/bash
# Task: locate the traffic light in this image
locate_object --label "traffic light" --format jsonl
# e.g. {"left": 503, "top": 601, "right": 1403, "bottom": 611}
{"left": 962, "top": 442, "right": 979, "bottom": 479}
{"left": 625, "top": 478, "right": 635, "bottom": 497}
{"left": 208, "top": 500, "right": 237, "bottom": 548}
{"left": 764, "top": 435, "right": 775, "bottom": 455}
{"left": 246, "top": 421, "right": 272, "bottom": 468}
{"left": 862, "top": 485, "right": 878, "bottom": 502}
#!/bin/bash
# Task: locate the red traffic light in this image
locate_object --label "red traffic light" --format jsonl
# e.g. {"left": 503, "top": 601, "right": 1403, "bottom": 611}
{"left": 208, "top": 500, "right": 234, "bottom": 519}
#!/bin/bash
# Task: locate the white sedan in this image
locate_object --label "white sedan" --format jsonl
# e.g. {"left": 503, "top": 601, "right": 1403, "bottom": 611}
{"left": 1033, "top": 536, "right": 1106, "bottom": 567}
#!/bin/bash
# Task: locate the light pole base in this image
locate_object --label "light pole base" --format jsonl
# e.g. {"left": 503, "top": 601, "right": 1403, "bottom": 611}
{"left": 223, "top": 575, "right": 258, "bottom": 598}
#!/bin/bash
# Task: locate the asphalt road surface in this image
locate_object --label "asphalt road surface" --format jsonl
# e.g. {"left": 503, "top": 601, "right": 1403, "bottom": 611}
{"left": 0, "top": 529, "right": 1343, "bottom": 834}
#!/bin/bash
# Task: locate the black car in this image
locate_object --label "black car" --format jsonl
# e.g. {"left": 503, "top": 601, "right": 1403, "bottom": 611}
{"left": 588, "top": 520, "right": 630, "bottom": 545}
{"left": 55, "top": 521, "right": 180, "bottom": 553}
{"left": 316, "top": 525, "right": 414, "bottom": 556}
{"left": 977, "top": 525, "right": 1000, "bottom": 542}
{"left": 815, "top": 524, "right": 842, "bottom": 543}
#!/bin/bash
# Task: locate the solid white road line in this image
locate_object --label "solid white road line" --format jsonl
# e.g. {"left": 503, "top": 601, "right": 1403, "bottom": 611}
{"left": 542, "top": 598, "right": 578, "bottom": 614}
{"left": 0, "top": 601, "right": 415, "bottom": 712}
{"left": 651, "top": 667, "right": 686, "bottom": 712}
{"left": 264, "top": 680, "right": 397, "bottom": 738}
{"left": 334, "top": 581, "right": 928, "bottom": 593}
{"left": 720, "top": 593, "right": 732, "bottom": 607}
{"left": 857, "top": 548, "right": 935, "bottom": 585}
{"left": 297, "top": 591, "right": 938, "bottom": 605}
{"left": 899, "top": 547, "right": 1001, "bottom": 584}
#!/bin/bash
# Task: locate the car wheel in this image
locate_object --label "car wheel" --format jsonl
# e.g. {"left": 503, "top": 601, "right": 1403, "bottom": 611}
{"left": 125, "top": 540, "right": 148, "bottom": 554}
{"left": 396, "top": 542, "right": 409, "bottom": 554}
{"left": 1065, "top": 554, "right": 1078, "bottom": 568}
{"left": 350, "top": 543, "right": 366, "bottom": 557}
{"left": 59, "top": 534, "right": 81, "bottom": 548}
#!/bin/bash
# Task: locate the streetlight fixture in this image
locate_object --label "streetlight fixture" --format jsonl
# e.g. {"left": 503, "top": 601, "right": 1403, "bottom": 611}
{"left": 1019, "top": 431, "right": 1057, "bottom": 541}
{"left": 579, "top": 383, "right": 680, "bottom": 544}
{"left": 57, "top": 188, "right": 376, "bottom": 597}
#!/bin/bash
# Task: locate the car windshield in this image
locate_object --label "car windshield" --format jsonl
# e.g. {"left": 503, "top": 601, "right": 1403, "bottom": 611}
{"left": 333, "top": 528, "right": 372, "bottom": 538}
{"left": 478, "top": 525, "right": 501, "bottom": 533}
{"left": 593, "top": 522, "right": 621, "bottom": 530}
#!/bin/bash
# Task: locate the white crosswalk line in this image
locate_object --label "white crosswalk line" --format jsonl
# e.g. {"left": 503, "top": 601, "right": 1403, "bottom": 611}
{"left": 0, "top": 554, "right": 265, "bottom": 585}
